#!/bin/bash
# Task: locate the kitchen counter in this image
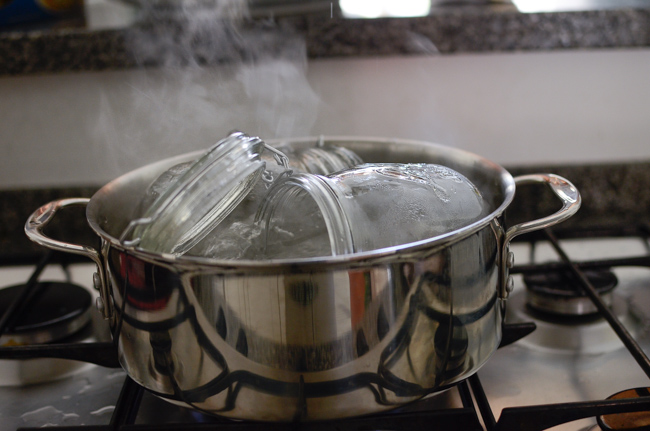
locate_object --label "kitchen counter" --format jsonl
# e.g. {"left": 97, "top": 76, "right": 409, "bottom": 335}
{"left": 2, "top": 0, "right": 650, "bottom": 76}
{"left": 3, "top": 3, "right": 650, "bottom": 260}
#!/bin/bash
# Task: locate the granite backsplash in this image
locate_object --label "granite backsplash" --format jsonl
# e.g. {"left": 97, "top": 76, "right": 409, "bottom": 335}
{"left": 3, "top": 161, "right": 649, "bottom": 263}
{"left": 1, "top": 3, "right": 650, "bottom": 76}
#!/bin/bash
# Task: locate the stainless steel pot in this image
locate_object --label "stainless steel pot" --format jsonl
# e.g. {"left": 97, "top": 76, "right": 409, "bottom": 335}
{"left": 25, "top": 137, "right": 580, "bottom": 421}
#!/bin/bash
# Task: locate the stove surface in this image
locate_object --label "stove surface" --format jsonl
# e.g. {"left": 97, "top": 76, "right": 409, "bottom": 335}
{"left": 479, "top": 235, "right": 650, "bottom": 431}
{"left": 2, "top": 230, "right": 650, "bottom": 430}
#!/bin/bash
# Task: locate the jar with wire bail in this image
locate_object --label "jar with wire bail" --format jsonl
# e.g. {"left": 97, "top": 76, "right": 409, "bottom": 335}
{"left": 120, "top": 132, "right": 367, "bottom": 258}
{"left": 120, "top": 132, "right": 292, "bottom": 255}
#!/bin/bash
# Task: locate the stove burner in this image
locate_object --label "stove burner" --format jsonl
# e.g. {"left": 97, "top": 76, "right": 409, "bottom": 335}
{"left": 598, "top": 387, "right": 650, "bottom": 430}
{"left": 506, "top": 291, "right": 636, "bottom": 354}
{"left": 0, "top": 281, "right": 95, "bottom": 386}
{"left": 0, "top": 281, "right": 92, "bottom": 346}
{"left": 523, "top": 268, "right": 618, "bottom": 316}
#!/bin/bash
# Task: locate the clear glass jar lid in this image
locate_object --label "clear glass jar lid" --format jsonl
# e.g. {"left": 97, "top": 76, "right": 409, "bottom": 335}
{"left": 121, "top": 132, "right": 287, "bottom": 255}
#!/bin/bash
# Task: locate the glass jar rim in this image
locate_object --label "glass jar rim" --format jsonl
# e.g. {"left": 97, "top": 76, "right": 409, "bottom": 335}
{"left": 256, "top": 171, "right": 356, "bottom": 256}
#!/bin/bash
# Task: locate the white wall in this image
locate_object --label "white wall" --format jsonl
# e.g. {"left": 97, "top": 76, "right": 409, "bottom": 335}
{"left": 2, "top": 48, "right": 650, "bottom": 188}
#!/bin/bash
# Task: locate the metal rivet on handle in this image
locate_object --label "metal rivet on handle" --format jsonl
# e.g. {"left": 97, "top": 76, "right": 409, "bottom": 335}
{"left": 93, "top": 272, "right": 102, "bottom": 291}
{"left": 95, "top": 297, "right": 105, "bottom": 313}
{"left": 506, "top": 276, "right": 515, "bottom": 293}
{"left": 506, "top": 251, "right": 515, "bottom": 269}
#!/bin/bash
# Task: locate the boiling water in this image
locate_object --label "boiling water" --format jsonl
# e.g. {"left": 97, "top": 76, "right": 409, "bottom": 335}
{"left": 189, "top": 189, "right": 332, "bottom": 259}
{"left": 189, "top": 163, "right": 489, "bottom": 259}
{"left": 134, "top": 141, "right": 490, "bottom": 260}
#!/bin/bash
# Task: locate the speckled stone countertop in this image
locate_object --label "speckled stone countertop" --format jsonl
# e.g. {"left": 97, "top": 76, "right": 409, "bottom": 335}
{"left": 3, "top": 161, "right": 650, "bottom": 263}
{"left": 2, "top": 2, "right": 650, "bottom": 76}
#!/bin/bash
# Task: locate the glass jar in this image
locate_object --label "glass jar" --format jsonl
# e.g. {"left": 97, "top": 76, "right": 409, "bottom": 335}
{"left": 267, "top": 140, "right": 364, "bottom": 175}
{"left": 255, "top": 163, "right": 490, "bottom": 258}
{"left": 122, "top": 132, "right": 290, "bottom": 255}
{"left": 122, "top": 132, "right": 366, "bottom": 257}
{"left": 184, "top": 141, "right": 365, "bottom": 260}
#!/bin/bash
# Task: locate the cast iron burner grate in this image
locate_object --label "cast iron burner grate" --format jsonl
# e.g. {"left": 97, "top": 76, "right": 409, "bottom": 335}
{"left": 4, "top": 225, "right": 650, "bottom": 430}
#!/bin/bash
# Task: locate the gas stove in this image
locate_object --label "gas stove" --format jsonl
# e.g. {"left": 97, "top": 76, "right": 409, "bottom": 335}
{"left": 2, "top": 225, "right": 650, "bottom": 430}
{"left": 480, "top": 226, "right": 650, "bottom": 431}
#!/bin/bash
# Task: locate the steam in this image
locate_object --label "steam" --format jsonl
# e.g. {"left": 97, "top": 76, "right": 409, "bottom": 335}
{"left": 92, "top": 0, "right": 320, "bottom": 178}
{"left": 236, "top": 58, "right": 320, "bottom": 137}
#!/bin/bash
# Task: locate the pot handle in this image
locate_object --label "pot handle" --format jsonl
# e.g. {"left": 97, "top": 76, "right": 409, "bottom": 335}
{"left": 499, "top": 174, "right": 581, "bottom": 299}
{"left": 25, "top": 198, "right": 112, "bottom": 320}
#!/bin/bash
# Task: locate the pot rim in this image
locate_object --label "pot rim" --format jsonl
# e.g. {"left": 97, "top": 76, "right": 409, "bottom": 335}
{"left": 87, "top": 136, "right": 516, "bottom": 270}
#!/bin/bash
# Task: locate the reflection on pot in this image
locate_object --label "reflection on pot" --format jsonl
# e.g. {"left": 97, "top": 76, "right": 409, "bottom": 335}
{"left": 113, "top": 254, "right": 175, "bottom": 311}
{"left": 105, "top": 225, "right": 501, "bottom": 420}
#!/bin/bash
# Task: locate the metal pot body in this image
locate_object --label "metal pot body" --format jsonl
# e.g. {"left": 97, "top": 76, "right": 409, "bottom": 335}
{"left": 25, "top": 137, "right": 580, "bottom": 421}
{"left": 107, "top": 222, "right": 501, "bottom": 420}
